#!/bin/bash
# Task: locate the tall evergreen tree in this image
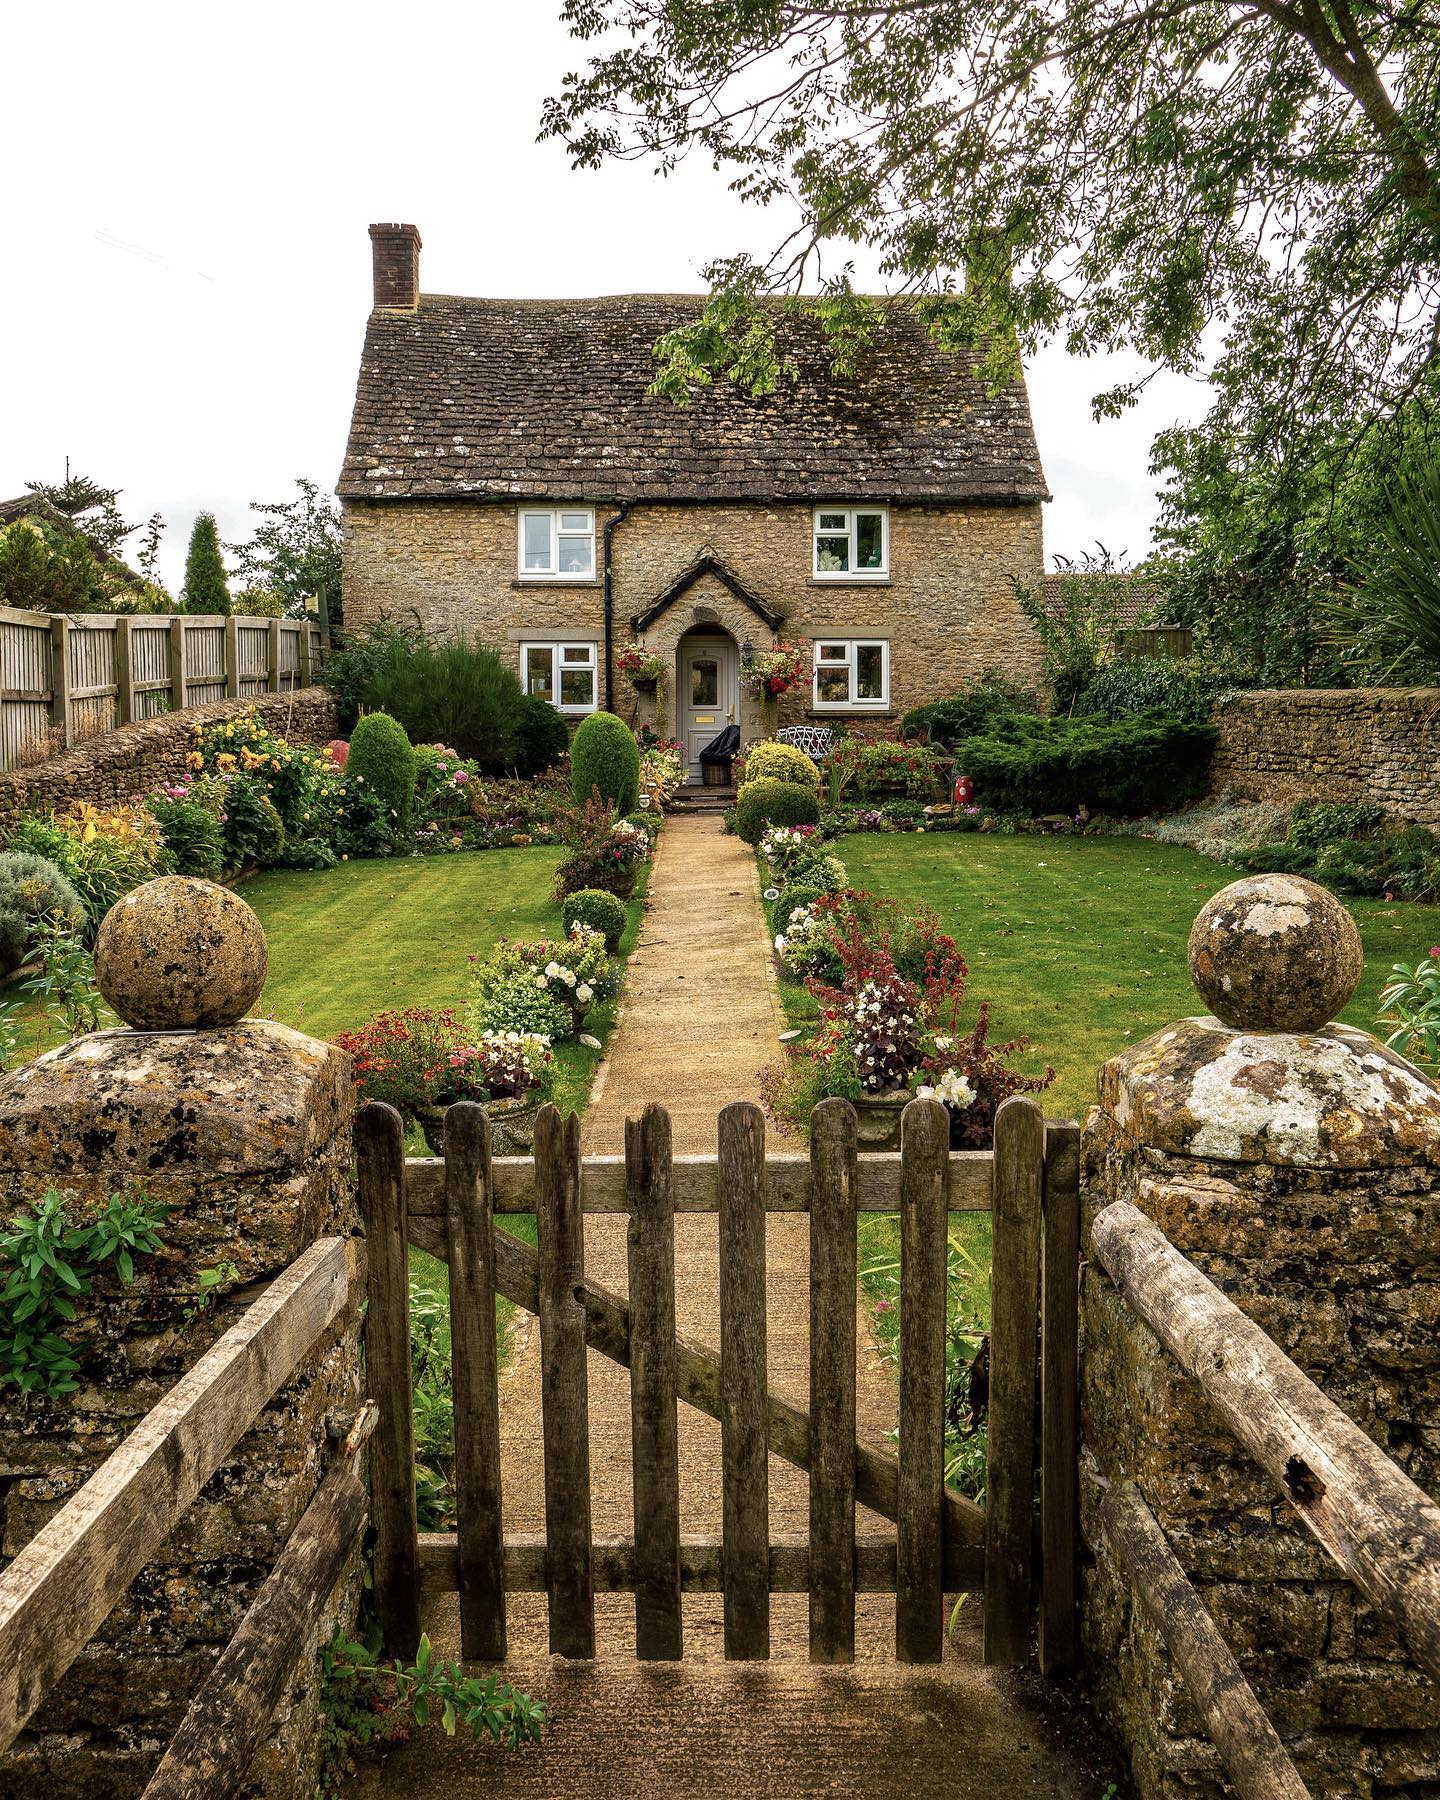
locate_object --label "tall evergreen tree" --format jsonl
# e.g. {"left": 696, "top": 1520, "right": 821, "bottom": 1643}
{"left": 181, "top": 513, "right": 230, "bottom": 615}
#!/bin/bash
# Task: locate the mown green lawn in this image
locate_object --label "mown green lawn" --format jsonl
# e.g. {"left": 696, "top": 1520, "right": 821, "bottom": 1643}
{"left": 820, "top": 832, "right": 1440, "bottom": 1121}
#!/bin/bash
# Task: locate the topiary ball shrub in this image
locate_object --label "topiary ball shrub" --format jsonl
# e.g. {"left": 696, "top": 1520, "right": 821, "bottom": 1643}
{"left": 513, "top": 692, "right": 571, "bottom": 778}
{"left": 740, "top": 741, "right": 820, "bottom": 792}
{"left": 734, "top": 779, "right": 820, "bottom": 845}
{"left": 0, "top": 853, "right": 87, "bottom": 974}
{"left": 771, "top": 881, "right": 822, "bottom": 932}
{"left": 349, "top": 711, "right": 417, "bottom": 838}
{"left": 562, "top": 887, "right": 628, "bottom": 951}
{"left": 570, "top": 711, "right": 640, "bottom": 815}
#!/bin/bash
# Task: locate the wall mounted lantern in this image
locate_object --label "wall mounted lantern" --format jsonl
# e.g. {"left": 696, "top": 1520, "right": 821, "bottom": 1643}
{"left": 741, "top": 637, "right": 754, "bottom": 672}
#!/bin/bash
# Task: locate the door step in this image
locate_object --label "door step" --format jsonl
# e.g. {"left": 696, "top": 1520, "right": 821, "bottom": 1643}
{"left": 671, "top": 785, "right": 736, "bottom": 814}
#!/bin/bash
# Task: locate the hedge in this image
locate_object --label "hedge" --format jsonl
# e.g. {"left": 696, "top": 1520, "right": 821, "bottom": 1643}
{"left": 571, "top": 711, "right": 640, "bottom": 815}
{"left": 734, "top": 779, "right": 820, "bottom": 844}
{"left": 953, "top": 715, "right": 1217, "bottom": 817}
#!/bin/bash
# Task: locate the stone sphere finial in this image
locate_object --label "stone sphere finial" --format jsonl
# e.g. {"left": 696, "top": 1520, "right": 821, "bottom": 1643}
{"left": 1187, "top": 873, "right": 1363, "bottom": 1033}
{"left": 95, "top": 877, "right": 268, "bottom": 1030}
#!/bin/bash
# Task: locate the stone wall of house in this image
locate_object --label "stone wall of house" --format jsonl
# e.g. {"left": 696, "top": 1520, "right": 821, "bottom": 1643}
{"left": 1080, "top": 878, "right": 1440, "bottom": 1797}
{"left": 0, "top": 688, "right": 338, "bottom": 826}
{"left": 1210, "top": 688, "right": 1440, "bottom": 827}
{"left": 340, "top": 497, "right": 1045, "bottom": 732}
{"left": 0, "top": 1003, "right": 362, "bottom": 1794}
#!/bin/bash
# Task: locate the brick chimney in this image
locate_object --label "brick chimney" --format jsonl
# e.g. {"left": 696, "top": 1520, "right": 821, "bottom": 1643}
{"left": 369, "top": 222, "right": 422, "bottom": 310}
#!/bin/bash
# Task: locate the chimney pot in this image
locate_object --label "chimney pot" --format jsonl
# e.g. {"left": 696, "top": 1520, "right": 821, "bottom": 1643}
{"left": 369, "top": 222, "right": 422, "bottom": 310}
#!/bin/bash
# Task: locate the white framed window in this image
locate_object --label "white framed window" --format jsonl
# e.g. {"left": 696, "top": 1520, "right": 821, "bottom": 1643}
{"left": 521, "top": 641, "right": 598, "bottom": 715}
{"left": 812, "top": 639, "right": 890, "bottom": 710}
{"left": 518, "top": 507, "right": 596, "bottom": 579}
{"left": 813, "top": 506, "right": 888, "bottom": 578}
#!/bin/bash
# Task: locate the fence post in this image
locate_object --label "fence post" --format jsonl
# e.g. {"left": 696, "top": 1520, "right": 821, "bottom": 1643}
{"left": 48, "top": 615, "right": 71, "bottom": 747}
{"left": 223, "top": 615, "right": 240, "bottom": 699}
{"left": 267, "top": 618, "right": 283, "bottom": 693}
{"left": 169, "top": 616, "right": 186, "bottom": 712}
{"left": 1080, "top": 874, "right": 1440, "bottom": 1796}
{"left": 114, "top": 616, "right": 135, "bottom": 726}
{"left": 298, "top": 619, "right": 314, "bottom": 687}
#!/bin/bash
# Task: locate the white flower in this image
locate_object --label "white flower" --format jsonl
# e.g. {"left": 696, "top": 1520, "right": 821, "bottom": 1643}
{"left": 774, "top": 934, "right": 787, "bottom": 952}
{"left": 576, "top": 983, "right": 594, "bottom": 1006}
{"left": 562, "top": 969, "right": 577, "bottom": 988}
{"left": 534, "top": 976, "right": 548, "bottom": 991}
{"left": 934, "top": 1036, "right": 952, "bottom": 1052}
{"left": 544, "top": 961, "right": 562, "bottom": 979}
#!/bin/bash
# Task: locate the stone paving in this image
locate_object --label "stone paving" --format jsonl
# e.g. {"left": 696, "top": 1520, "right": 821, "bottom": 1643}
{"left": 355, "top": 813, "right": 1116, "bottom": 1796}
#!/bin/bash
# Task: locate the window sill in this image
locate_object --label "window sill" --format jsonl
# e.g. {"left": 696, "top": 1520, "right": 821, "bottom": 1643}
{"left": 807, "top": 576, "right": 892, "bottom": 588}
{"left": 805, "top": 708, "right": 897, "bottom": 720}
{"left": 511, "top": 577, "right": 601, "bottom": 589}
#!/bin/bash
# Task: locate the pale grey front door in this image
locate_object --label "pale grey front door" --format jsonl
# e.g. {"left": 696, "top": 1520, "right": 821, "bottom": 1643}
{"left": 679, "top": 637, "right": 738, "bottom": 778}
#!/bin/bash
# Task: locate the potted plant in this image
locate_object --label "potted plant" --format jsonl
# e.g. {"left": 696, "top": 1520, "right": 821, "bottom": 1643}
{"left": 424, "top": 1030, "right": 555, "bottom": 1154}
{"left": 742, "top": 641, "right": 811, "bottom": 732}
{"left": 616, "top": 642, "right": 668, "bottom": 694}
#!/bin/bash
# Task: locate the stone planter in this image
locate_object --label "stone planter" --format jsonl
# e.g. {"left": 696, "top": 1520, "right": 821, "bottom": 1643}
{"left": 416, "top": 1093, "right": 545, "bottom": 1157}
{"left": 852, "top": 1088, "right": 912, "bottom": 1152}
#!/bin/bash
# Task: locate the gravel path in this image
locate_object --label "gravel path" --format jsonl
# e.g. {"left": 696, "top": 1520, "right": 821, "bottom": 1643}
{"left": 355, "top": 814, "right": 1114, "bottom": 1796}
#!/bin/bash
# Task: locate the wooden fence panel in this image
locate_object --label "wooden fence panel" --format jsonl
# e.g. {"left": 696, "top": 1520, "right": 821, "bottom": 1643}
{"left": 717, "top": 1100, "right": 770, "bottom": 1660}
{"left": 984, "top": 1094, "right": 1044, "bottom": 1666}
{"left": 183, "top": 621, "right": 227, "bottom": 706}
{"left": 808, "top": 1097, "right": 857, "bottom": 1663}
{"left": 535, "top": 1103, "right": 595, "bottom": 1658}
{"left": 129, "top": 621, "right": 173, "bottom": 720}
{"left": 444, "top": 1103, "right": 506, "bottom": 1662}
{"left": 66, "top": 621, "right": 119, "bottom": 742}
{"left": 237, "top": 623, "right": 270, "bottom": 696}
{"left": 896, "top": 1097, "right": 949, "bottom": 1664}
{"left": 626, "top": 1104, "right": 682, "bottom": 1660}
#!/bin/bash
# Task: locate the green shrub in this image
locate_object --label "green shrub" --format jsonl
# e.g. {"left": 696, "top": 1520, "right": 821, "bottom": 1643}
{"left": 468, "top": 970, "right": 575, "bottom": 1040}
{"left": 149, "top": 795, "right": 225, "bottom": 880}
{"left": 734, "top": 779, "right": 821, "bottom": 844}
{"left": 222, "top": 777, "right": 286, "bottom": 868}
{"left": 339, "top": 630, "right": 525, "bottom": 772}
{"left": 0, "top": 854, "right": 86, "bottom": 974}
{"left": 899, "top": 671, "right": 1038, "bottom": 746}
{"left": 570, "top": 712, "right": 640, "bottom": 815}
{"left": 561, "top": 887, "right": 628, "bottom": 951}
{"left": 954, "top": 716, "right": 1217, "bottom": 817}
{"left": 512, "top": 693, "right": 571, "bottom": 778}
{"left": 1288, "top": 799, "right": 1387, "bottom": 849}
{"left": 322, "top": 622, "right": 425, "bottom": 731}
{"left": 741, "top": 741, "right": 820, "bottom": 791}
{"left": 771, "top": 881, "right": 822, "bottom": 931}
{"left": 1074, "top": 658, "right": 1237, "bottom": 726}
{"left": 348, "top": 712, "right": 416, "bottom": 837}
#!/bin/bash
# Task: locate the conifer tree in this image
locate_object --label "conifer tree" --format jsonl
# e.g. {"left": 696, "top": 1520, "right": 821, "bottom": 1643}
{"left": 181, "top": 512, "right": 230, "bottom": 615}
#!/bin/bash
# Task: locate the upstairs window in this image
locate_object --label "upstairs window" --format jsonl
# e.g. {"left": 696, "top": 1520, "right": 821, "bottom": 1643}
{"left": 812, "top": 639, "right": 889, "bottom": 710}
{"left": 522, "top": 641, "right": 598, "bottom": 714}
{"left": 813, "top": 507, "right": 888, "bottom": 578}
{"left": 519, "top": 507, "right": 595, "bottom": 578}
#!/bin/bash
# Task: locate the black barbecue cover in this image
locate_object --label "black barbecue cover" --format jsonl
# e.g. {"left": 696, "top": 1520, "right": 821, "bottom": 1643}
{"left": 699, "top": 724, "right": 740, "bottom": 765}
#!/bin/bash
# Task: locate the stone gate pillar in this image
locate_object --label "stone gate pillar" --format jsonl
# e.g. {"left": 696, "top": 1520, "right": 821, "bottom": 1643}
{"left": 0, "top": 877, "right": 362, "bottom": 1798}
{"left": 1080, "top": 874, "right": 1440, "bottom": 1798}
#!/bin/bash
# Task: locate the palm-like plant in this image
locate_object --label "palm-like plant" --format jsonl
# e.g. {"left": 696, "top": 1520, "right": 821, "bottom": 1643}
{"left": 1329, "top": 458, "right": 1440, "bottom": 682}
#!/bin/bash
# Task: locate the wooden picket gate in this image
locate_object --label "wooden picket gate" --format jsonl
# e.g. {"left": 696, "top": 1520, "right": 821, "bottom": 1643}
{"left": 357, "top": 1091, "right": 1080, "bottom": 1671}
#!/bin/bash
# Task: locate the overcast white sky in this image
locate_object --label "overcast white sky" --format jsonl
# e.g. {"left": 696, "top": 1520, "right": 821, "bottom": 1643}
{"left": 2, "top": 1, "right": 1210, "bottom": 595}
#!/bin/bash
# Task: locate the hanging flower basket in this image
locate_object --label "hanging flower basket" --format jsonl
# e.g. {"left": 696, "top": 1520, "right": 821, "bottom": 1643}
{"left": 617, "top": 642, "right": 667, "bottom": 692}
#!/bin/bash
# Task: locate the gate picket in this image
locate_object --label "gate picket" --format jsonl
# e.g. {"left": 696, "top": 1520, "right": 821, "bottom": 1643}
{"left": 808, "top": 1097, "right": 857, "bottom": 1663}
{"left": 444, "top": 1103, "right": 506, "bottom": 1662}
{"left": 356, "top": 1101, "right": 420, "bottom": 1659}
{"left": 626, "top": 1105, "right": 682, "bottom": 1660}
{"left": 984, "top": 1094, "right": 1045, "bottom": 1666}
{"left": 897, "top": 1098, "right": 950, "bottom": 1663}
{"left": 535, "top": 1104, "right": 595, "bottom": 1658}
{"left": 1039, "top": 1119, "right": 1081, "bottom": 1675}
{"left": 717, "top": 1100, "right": 769, "bottom": 1660}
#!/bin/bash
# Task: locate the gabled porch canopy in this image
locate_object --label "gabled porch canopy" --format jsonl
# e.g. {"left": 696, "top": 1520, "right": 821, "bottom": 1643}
{"left": 630, "top": 553, "right": 784, "bottom": 635}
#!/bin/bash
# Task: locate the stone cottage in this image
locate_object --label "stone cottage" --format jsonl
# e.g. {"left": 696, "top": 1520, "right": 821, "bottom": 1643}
{"left": 339, "top": 223, "right": 1049, "bottom": 774}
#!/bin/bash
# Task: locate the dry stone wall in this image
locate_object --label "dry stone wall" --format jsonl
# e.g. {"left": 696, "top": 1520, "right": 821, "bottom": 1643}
{"left": 1210, "top": 689, "right": 1440, "bottom": 827}
{"left": 0, "top": 688, "right": 337, "bottom": 827}
{"left": 0, "top": 1018, "right": 362, "bottom": 1797}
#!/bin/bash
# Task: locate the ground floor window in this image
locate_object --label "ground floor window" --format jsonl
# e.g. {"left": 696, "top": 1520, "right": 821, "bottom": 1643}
{"left": 812, "top": 639, "right": 889, "bottom": 709}
{"left": 522, "top": 641, "right": 598, "bottom": 714}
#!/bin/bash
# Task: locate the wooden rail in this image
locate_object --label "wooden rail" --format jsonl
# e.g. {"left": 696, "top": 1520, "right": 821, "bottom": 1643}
{"left": 360, "top": 1094, "right": 1083, "bottom": 1672}
{"left": 0, "top": 604, "right": 320, "bottom": 771}
{"left": 1092, "top": 1200, "right": 1440, "bottom": 1683}
{"left": 1098, "top": 1478, "right": 1309, "bottom": 1800}
{"left": 0, "top": 1235, "right": 352, "bottom": 1755}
